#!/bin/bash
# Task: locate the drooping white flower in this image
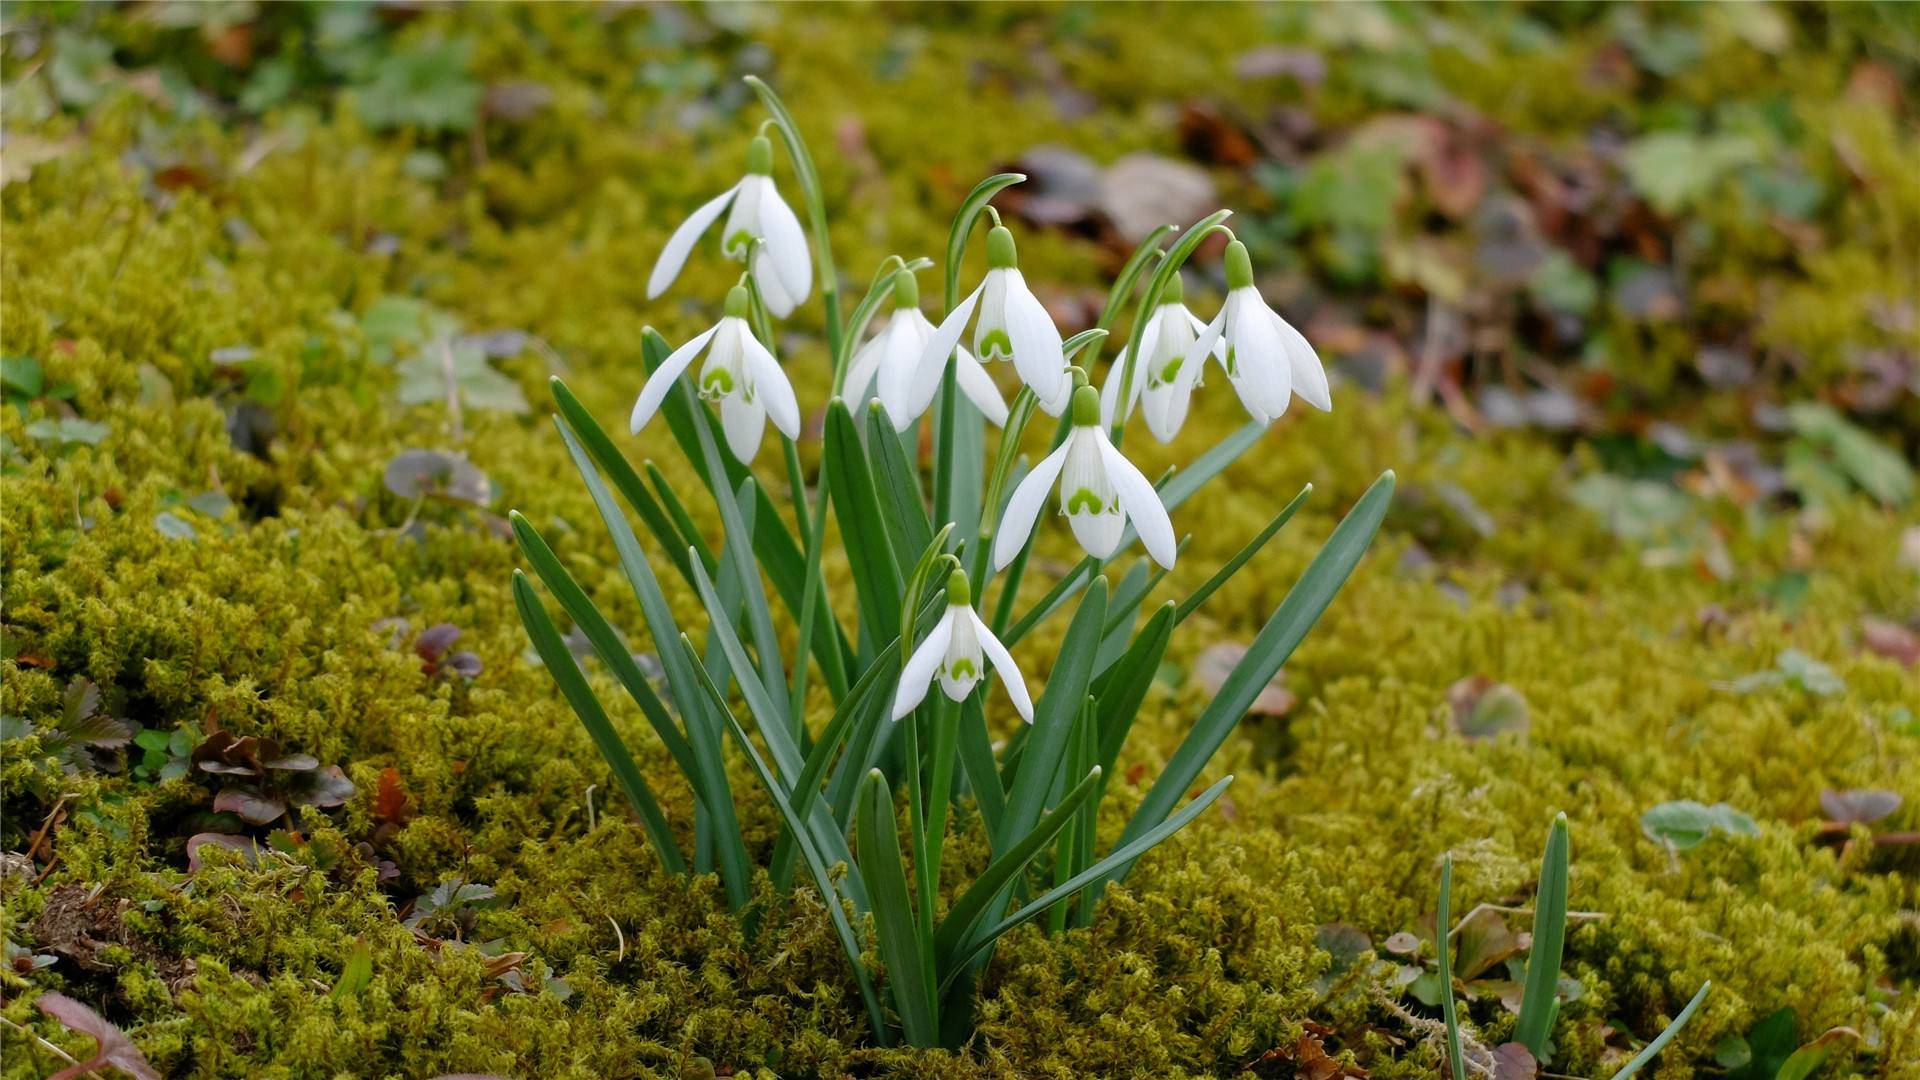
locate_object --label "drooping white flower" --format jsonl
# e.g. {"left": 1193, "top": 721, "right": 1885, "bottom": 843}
{"left": 646, "top": 135, "right": 812, "bottom": 318}
{"left": 993, "top": 383, "right": 1177, "bottom": 570}
{"left": 891, "top": 570, "right": 1033, "bottom": 722}
{"left": 1182, "top": 240, "right": 1331, "bottom": 423}
{"left": 844, "top": 271, "right": 1008, "bottom": 431}
{"left": 629, "top": 285, "right": 801, "bottom": 463}
{"left": 1098, "top": 271, "right": 1225, "bottom": 442}
{"left": 920, "top": 226, "right": 1070, "bottom": 415}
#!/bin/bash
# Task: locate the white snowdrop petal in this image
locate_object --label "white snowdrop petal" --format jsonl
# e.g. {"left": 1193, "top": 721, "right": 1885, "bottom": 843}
{"left": 892, "top": 611, "right": 955, "bottom": 721}
{"left": 630, "top": 323, "right": 720, "bottom": 433}
{"left": 992, "top": 439, "right": 1071, "bottom": 570}
{"left": 1098, "top": 433, "right": 1177, "bottom": 569}
{"left": 647, "top": 183, "right": 739, "bottom": 299}
{"left": 953, "top": 350, "right": 1009, "bottom": 427}
{"left": 919, "top": 282, "right": 984, "bottom": 391}
{"left": 1272, "top": 310, "right": 1331, "bottom": 412}
{"left": 719, "top": 393, "right": 766, "bottom": 462}
{"left": 843, "top": 328, "right": 887, "bottom": 402}
{"left": 752, "top": 246, "right": 797, "bottom": 319}
{"left": 937, "top": 612, "right": 982, "bottom": 701}
{"left": 758, "top": 183, "right": 813, "bottom": 304}
{"left": 969, "top": 610, "right": 1033, "bottom": 722}
{"left": 1226, "top": 291, "right": 1291, "bottom": 420}
{"left": 741, "top": 332, "right": 800, "bottom": 439}
{"left": 1001, "top": 271, "right": 1069, "bottom": 413}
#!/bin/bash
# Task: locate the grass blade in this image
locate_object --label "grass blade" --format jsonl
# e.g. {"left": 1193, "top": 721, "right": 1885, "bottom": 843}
{"left": 856, "top": 768, "right": 940, "bottom": 1046}
{"left": 865, "top": 400, "right": 934, "bottom": 564}
{"left": 1515, "top": 812, "right": 1570, "bottom": 1059}
{"left": 512, "top": 572, "right": 684, "bottom": 875}
{"left": 1090, "top": 601, "right": 1175, "bottom": 775}
{"left": 1606, "top": 982, "right": 1711, "bottom": 1080}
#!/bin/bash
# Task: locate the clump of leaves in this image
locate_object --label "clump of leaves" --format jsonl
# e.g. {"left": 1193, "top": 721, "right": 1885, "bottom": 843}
{"left": 403, "top": 877, "right": 501, "bottom": 939}
{"left": 130, "top": 718, "right": 202, "bottom": 783}
{"left": 2, "top": 678, "right": 135, "bottom": 774}
{"left": 181, "top": 726, "right": 354, "bottom": 869}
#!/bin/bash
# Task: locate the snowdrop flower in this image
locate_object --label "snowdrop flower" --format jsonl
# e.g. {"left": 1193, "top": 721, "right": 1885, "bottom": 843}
{"left": 629, "top": 285, "right": 800, "bottom": 463}
{"left": 1182, "top": 240, "right": 1331, "bottom": 422}
{"left": 891, "top": 569, "right": 1032, "bottom": 722}
{"left": 993, "top": 383, "right": 1177, "bottom": 571}
{"left": 1098, "top": 271, "right": 1225, "bottom": 442}
{"left": 921, "top": 226, "right": 1070, "bottom": 415}
{"left": 646, "top": 135, "right": 812, "bottom": 318}
{"left": 844, "top": 271, "right": 1008, "bottom": 431}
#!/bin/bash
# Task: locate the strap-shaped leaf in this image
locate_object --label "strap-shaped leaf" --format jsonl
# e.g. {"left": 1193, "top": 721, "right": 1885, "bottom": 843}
{"left": 865, "top": 400, "right": 934, "bottom": 564}
{"left": 1109, "top": 471, "right": 1393, "bottom": 884}
{"left": 548, "top": 378, "right": 705, "bottom": 586}
{"left": 824, "top": 399, "right": 905, "bottom": 646}
{"left": 1174, "top": 485, "right": 1310, "bottom": 625}
{"left": 856, "top": 768, "right": 940, "bottom": 1045}
{"left": 940, "top": 775, "right": 1233, "bottom": 992}
{"left": 934, "top": 765, "right": 1103, "bottom": 971}
{"left": 1607, "top": 982, "right": 1711, "bottom": 1080}
{"left": 643, "top": 461, "right": 720, "bottom": 574}
{"left": 1159, "top": 420, "right": 1265, "bottom": 512}
{"left": 995, "top": 578, "right": 1107, "bottom": 852}
{"left": 954, "top": 696, "right": 1004, "bottom": 833}
{"left": 512, "top": 572, "right": 684, "bottom": 875}
{"left": 676, "top": 634, "right": 889, "bottom": 1044}
{"left": 1438, "top": 855, "right": 1466, "bottom": 1080}
{"left": 1515, "top": 813, "right": 1570, "bottom": 1058}
{"left": 1091, "top": 601, "right": 1175, "bottom": 776}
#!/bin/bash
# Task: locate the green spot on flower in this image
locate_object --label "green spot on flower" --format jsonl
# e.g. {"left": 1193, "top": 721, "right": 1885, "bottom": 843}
{"left": 702, "top": 369, "right": 735, "bottom": 396}
{"left": 979, "top": 329, "right": 1012, "bottom": 359}
{"left": 1065, "top": 488, "right": 1106, "bottom": 515}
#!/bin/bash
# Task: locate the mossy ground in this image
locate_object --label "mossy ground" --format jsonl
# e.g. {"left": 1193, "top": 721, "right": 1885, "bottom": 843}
{"left": 3, "top": 5, "right": 1917, "bottom": 1078}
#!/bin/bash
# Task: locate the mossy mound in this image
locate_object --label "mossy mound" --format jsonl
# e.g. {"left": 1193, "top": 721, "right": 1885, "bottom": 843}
{"left": 4, "top": 5, "right": 1917, "bottom": 1077}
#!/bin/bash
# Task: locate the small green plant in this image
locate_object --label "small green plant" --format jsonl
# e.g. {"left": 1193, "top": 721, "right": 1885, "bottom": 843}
{"left": 1431, "top": 816, "right": 1711, "bottom": 1079}
{"left": 511, "top": 76, "right": 1392, "bottom": 1049}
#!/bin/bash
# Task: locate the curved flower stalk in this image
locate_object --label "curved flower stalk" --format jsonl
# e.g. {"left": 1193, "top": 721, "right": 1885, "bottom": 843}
{"left": 629, "top": 284, "right": 800, "bottom": 462}
{"left": 845, "top": 271, "right": 1008, "bottom": 431}
{"left": 994, "top": 383, "right": 1177, "bottom": 570}
{"left": 647, "top": 135, "right": 812, "bottom": 318}
{"left": 1098, "top": 271, "right": 1224, "bottom": 442}
{"left": 1183, "top": 239, "right": 1331, "bottom": 423}
{"left": 921, "top": 225, "right": 1070, "bottom": 415}
{"left": 891, "top": 570, "right": 1032, "bottom": 722}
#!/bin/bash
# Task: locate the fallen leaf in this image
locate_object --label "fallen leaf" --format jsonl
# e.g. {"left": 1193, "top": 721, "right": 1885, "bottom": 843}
{"left": 1860, "top": 618, "right": 1919, "bottom": 668}
{"left": 1447, "top": 676, "right": 1530, "bottom": 741}
{"left": 1819, "top": 789, "right": 1900, "bottom": 827}
{"left": 1100, "top": 153, "right": 1218, "bottom": 243}
{"left": 35, "top": 992, "right": 161, "bottom": 1080}
{"left": 1489, "top": 1041, "right": 1538, "bottom": 1080}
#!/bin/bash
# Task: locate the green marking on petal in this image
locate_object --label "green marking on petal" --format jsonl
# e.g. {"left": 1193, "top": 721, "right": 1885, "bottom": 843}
{"left": 701, "top": 369, "right": 735, "bottom": 396}
{"left": 722, "top": 229, "right": 753, "bottom": 259}
{"left": 1065, "top": 488, "right": 1105, "bottom": 515}
{"left": 1155, "top": 357, "right": 1183, "bottom": 385}
{"left": 947, "top": 659, "right": 977, "bottom": 681}
{"left": 979, "top": 329, "right": 1013, "bottom": 359}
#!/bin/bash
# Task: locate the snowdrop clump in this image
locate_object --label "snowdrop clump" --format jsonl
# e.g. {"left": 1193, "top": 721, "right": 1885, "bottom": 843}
{"left": 511, "top": 77, "right": 1393, "bottom": 1051}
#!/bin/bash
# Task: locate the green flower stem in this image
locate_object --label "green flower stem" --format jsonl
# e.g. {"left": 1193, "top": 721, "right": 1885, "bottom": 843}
{"left": 903, "top": 706, "right": 934, "bottom": 950}
{"left": 1109, "top": 210, "right": 1234, "bottom": 447}
{"left": 923, "top": 694, "right": 961, "bottom": 915}
{"left": 744, "top": 76, "right": 843, "bottom": 363}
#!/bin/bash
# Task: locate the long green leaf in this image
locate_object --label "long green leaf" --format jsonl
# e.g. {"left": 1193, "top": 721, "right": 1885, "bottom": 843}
{"left": 940, "top": 775, "right": 1233, "bottom": 992}
{"left": 1606, "top": 982, "right": 1711, "bottom": 1080}
{"left": 1174, "top": 485, "right": 1311, "bottom": 625}
{"left": 676, "top": 634, "right": 888, "bottom": 1043}
{"left": 512, "top": 572, "right": 684, "bottom": 875}
{"left": 824, "top": 399, "right": 905, "bottom": 646}
{"left": 856, "top": 768, "right": 940, "bottom": 1046}
{"left": 551, "top": 418, "right": 758, "bottom": 898}
{"left": 1090, "top": 601, "right": 1175, "bottom": 774}
{"left": 995, "top": 578, "right": 1108, "bottom": 852}
{"left": 866, "top": 400, "right": 934, "bottom": 561}
{"left": 934, "top": 765, "right": 1103, "bottom": 971}
{"left": 1515, "top": 812, "right": 1570, "bottom": 1058}
{"left": 1109, "top": 471, "right": 1393, "bottom": 884}
{"left": 547, "top": 378, "right": 704, "bottom": 585}
{"left": 1439, "top": 855, "right": 1466, "bottom": 1080}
